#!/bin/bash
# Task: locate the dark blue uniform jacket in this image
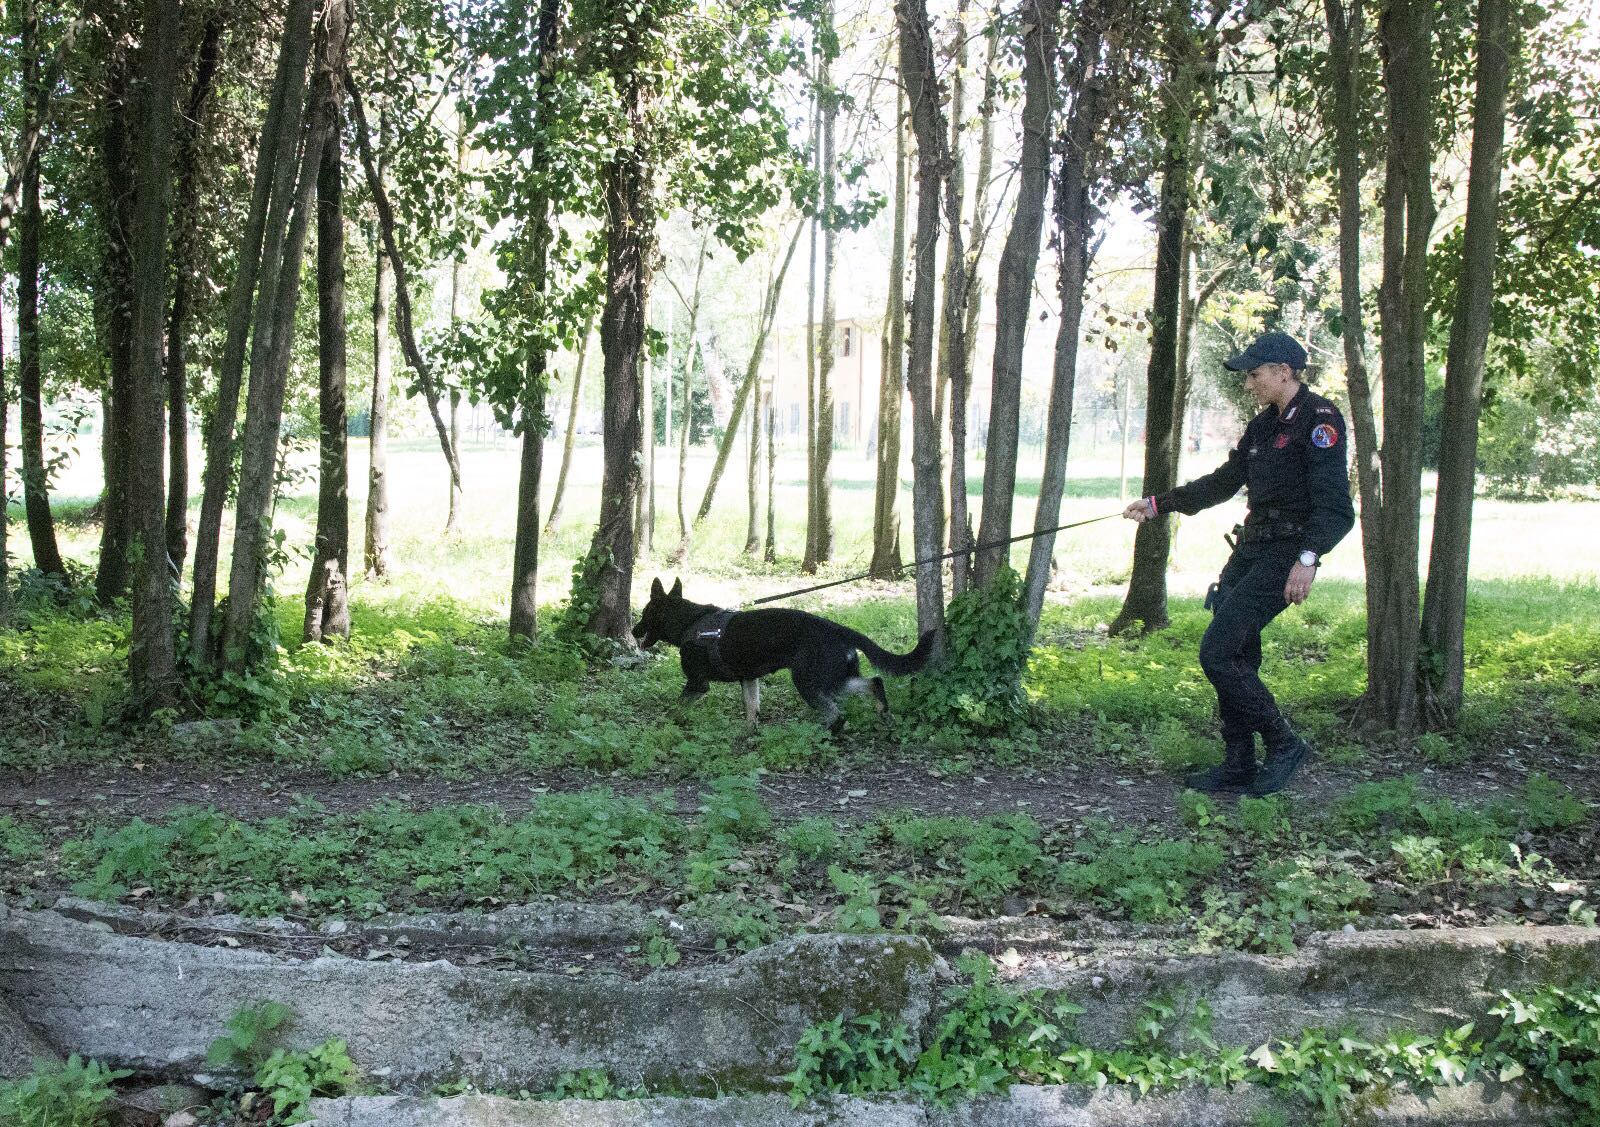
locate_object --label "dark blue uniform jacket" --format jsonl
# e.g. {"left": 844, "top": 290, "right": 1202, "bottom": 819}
{"left": 1152, "top": 384, "right": 1356, "bottom": 558}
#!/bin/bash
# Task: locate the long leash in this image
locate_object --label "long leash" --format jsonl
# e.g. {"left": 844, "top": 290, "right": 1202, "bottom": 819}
{"left": 748, "top": 510, "right": 1127, "bottom": 606}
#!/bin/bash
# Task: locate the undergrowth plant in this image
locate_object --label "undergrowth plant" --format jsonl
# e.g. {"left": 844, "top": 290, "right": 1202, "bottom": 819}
{"left": 206, "top": 1001, "right": 361, "bottom": 1124}
{"left": 902, "top": 568, "right": 1031, "bottom": 738}
{"left": 786, "top": 962, "right": 1600, "bottom": 1125}
{"left": 0, "top": 1056, "right": 130, "bottom": 1127}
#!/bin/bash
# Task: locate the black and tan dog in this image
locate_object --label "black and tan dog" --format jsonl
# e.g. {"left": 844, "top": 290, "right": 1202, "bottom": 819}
{"left": 633, "top": 577, "right": 936, "bottom": 733}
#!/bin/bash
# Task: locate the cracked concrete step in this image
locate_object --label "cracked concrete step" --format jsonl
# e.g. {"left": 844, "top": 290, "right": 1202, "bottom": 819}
{"left": 305, "top": 1082, "right": 1558, "bottom": 1126}
{"left": 5, "top": 896, "right": 1600, "bottom": 1108}
{"left": 0, "top": 991, "right": 59, "bottom": 1079}
{"left": 0, "top": 901, "right": 937, "bottom": 1091}
{"left": 1007, "top": 924, "right": 1600, "bottom": 1050}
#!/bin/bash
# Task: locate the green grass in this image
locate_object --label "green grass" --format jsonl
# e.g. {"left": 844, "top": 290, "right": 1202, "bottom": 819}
{"left": 3, "top": 769, "right": 1586, "bottom": 954}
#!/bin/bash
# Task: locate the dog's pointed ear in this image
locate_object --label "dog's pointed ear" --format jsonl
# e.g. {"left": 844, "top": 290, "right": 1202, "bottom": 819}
{"left": 670, "top": 577, "right": 683, "bottom": 598}
{"left": 651, "top": 577, "right": 665, "bottom": 599}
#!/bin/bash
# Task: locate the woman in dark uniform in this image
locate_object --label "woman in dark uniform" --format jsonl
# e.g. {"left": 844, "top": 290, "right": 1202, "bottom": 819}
{"left": 1124, "top": 331, "right": 1355, "bottom": 796}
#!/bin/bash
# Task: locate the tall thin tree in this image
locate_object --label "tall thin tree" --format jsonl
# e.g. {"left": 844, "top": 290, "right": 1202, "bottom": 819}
{"left": 17, "top": 0, "right": 66, "bottom": 581}
{"left": 126, "top": 0, "right": 182, "bottom": 713}
{"left": 973, "top": 0, "right": 1060, "bottom": 590}
{"left": 870, "top": 83, "right": 909, "bottom": 580}
{"left": 582, "top": 6, "right": 655, "bottom": 644}
{"left": 813, "top": 0, "right": 839, "bottom": 569}
{"left": 1021, "top": 0, "right": 1121, "bottom": 642}
{"left": 508, "top": 0, "right": 565, "bottom": 645}
{"left": 896, "top": 0, "right": 951, "bottom": 632}
{"left": 1362, "top": 0, "right": 1436, "bottom": 734}
{"left": 365, "top": 224, "right": 393, "bottom": 576}
{"left": 220, "top": 11, "right": 337, "bottom": 672}
{"left": 1420, "top": 0, "right": 1514, "bottom": 724}
{"left": 163, "top": 15, "right": 225, "bottom": 579}
{"left": 939, "top": 0, "right": 975, "bottom": 595}
{"left": 1110, "top": 3, "right": 1212, "bottom": 635}
{"left": 304, "top": 0, "right": 353, "bottom": 644}
{"left": 96, "top": 44, "right": 135, "bottom": 604}
{"left": 190, "top": 0, "right": 317, "bottom": 665}
{"left": 545, "top": 309, "right": 594, "bottom": 535}
{"left": 1, "top": 285, "right": 11, "bottom": 618}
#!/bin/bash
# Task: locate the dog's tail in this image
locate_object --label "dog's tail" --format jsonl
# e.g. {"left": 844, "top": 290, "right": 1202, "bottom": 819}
{"left": 855, "top": 628, "right": 938, "bottom": 676}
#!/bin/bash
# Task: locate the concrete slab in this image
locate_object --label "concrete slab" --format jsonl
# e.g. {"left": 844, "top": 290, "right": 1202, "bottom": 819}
{"left": 0, "top": 904, "right": 938, "bottom": 1092}
{"left": 1011, "top": 925, "right": 1600, "bottom": 1050}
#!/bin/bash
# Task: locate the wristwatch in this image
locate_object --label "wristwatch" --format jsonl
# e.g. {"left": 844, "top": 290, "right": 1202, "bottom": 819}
{"left": 1298, "top": 550, "right": 1318, "bottom": 568}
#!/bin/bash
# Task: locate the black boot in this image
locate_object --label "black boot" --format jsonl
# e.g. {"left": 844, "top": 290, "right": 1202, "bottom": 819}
{"left": 1186, "top": 735, "right": 1256, "bottom": 794}
{"left": 1251, "top": 722, "right": 1311, "bottom": 796}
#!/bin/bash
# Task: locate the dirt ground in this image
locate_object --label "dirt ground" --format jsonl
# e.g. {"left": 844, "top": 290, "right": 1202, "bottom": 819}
{"left": 3, "top": 725, "right": 1593, "bottom": 830}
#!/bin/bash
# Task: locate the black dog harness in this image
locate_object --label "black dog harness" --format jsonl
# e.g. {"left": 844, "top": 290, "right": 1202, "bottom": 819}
{"left": 681, "top": 609, "right": 738, "bottom": 680}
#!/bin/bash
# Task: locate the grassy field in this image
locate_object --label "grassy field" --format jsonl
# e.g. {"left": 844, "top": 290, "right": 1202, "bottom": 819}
{"left": 2, "top": 434, "right": 1597, "bottom": 962}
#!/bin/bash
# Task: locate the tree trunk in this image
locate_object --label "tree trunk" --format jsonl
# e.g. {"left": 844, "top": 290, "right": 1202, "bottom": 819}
{"left": 745, "top": 347, "right": 761, "bottom": 555}
{"left": 0, "top": 285, "right": 10, "bottom": 616}
{"left": 220, "top": 30, "right": 333, "bottom": 672}
{"left": 164, "top": 15, "right": 225, "bottom": 581}
{"left": 1170, "top": 244, "right": 1227, "bottom": 486}
{"left": 938, "top": 5, "right": 974, "bottom": 597}
{"left": 510, "top": 366, "right": 547, "bottom": 643}
{"left": 973, "top": 0, "right": 1058, "bottom": 590}
{"left": 680, "top": 222, "right": 802, "bottom": 557}
{"left": 545, "top": 309, "right": 594, "bottom": 535}
{"left": 802, "top": 82, "right": 821, "bottom": 575}
{"left": 1021, "top": 0, "right": 1113, "bottom": 642}
{"left": 445, "top": 191, "right": 466, "bottom": 535}
{"left": 96, "top": 48, "right": 136, "bottom": 605}
{"left": 763, "top": 382, "right": 777, "bottom": 563}
{"left": 126, "top": 0, "right": 182, "bottom": 714}
{"left": 814, "top": 1, "right": 838, "bottom": 568}
{"left": 583, "top": 61, "right": 654, "bottom": 645}
{"left": 1324, "top": 0, "right": 1384, "bottom": 655}
{"left": 1363, "top": 0, "right": 1435, "bottom": 735}
{"left": 1420, "top": 0, "right": 1512, "bottom": 725}
{"left": 365, "top": 225, "right": 392, "bottom": 576}
{"left": 343, "top": 69, "right": 463, "bottom": 535}
{"left": 639, "top": 337, "right": 654, "bottom": 553}
{"left": 935, "top": 0, "right": 969, "bottom": 593}
{"left": 670, "top": 248, "right": 707, "bottom": 546}
{"left": 961, "top": 8, "right": 1003, "bottom": 382}
{"left": 508, "top": 0, "right": 563, "bottom": 644}
{"left": 896, "top": 0, "right": 949, "bottom": 633}
{"left": 304, "top": 2, "right": 351, "bottom": 645}
{"left": 18, "top": 0, "right": 66, "bottom": 580}
{"left": 1110, "top": 15, "right": 1203, "bottom": 637}
{"left": 870, "top": 83, "right": 909, "bottom": 580}
{"left": 190, "top": 0, "right": 316, "bottom": 665}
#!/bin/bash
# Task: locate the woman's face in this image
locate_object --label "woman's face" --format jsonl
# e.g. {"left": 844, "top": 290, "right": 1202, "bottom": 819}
{"left": 1243, "top": 362, "right": 1294, "bottom": 407}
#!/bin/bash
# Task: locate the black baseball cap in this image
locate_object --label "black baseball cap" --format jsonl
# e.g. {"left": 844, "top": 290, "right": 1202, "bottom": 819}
{"left": 1223, "top": 331, "right": 1307, "bottom": 372}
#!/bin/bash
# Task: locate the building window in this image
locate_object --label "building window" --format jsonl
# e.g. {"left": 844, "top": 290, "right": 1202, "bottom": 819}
{"left": 839, "top": 326, "right": 853, "bottom": 358}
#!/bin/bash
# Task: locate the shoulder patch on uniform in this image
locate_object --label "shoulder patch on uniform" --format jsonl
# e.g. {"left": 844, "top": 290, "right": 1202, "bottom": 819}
{"left": 1310, "top": 423, "right": 1340, "bottom": 449}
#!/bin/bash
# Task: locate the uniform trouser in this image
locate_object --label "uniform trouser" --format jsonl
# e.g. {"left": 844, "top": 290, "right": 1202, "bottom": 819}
{"left": 1199, "top": 544, "right": 1297, "bottom": 744}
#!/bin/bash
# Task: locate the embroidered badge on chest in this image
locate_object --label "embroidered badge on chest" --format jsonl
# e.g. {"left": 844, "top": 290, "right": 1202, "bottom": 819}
{"left": 1274, "top": 433, "right": 1291, "bottom": 449}
{"left": 1310, "top": 423, "right": 1340, "bottom": 449}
